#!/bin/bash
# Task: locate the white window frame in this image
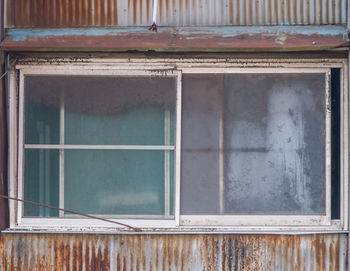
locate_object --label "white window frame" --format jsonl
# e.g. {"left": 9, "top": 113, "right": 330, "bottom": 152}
{"left": 8, "top": 57, "right": 348, "bottom": 232}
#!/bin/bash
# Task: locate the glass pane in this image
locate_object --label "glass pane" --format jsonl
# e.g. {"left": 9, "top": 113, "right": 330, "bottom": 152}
{"left": 223, "top": 73, "right": 325, "bottom": 215}
{"left": 180, "top": 75, "right": 221, "bottom": 214}
{"left": 25, "top": 75, "right": 176, "bottom": 146}
{"left": 181, "top": 73, "right": 326, "bottom": 215}
{"left": 24, "top": 76, "right": 61, "bottom": 144}
{"left": 23, "top": 149, "right": 59, "bottom": 217}
{"left": 63, "top": 76, "right": 176, "bottom": 145}
{"left": 64, "top": 150, "right": 174, "bottom": 216}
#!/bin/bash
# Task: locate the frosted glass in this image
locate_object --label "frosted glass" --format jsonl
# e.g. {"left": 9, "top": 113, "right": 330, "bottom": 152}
{"left": 181, "top": 73, "right": 325, "bottom": 215}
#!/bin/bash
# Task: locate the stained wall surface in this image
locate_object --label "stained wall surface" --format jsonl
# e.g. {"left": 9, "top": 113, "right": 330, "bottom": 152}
{"left": 0, "top": 233, "right": 347, "bottom": 271}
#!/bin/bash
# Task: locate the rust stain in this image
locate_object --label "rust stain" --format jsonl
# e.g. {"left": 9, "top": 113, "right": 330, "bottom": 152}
{"left": 101, "top": 0, "right": 106, "bottom": 26}
{"left": 158, "top": 0, "right": 163, "bottom": 22}
{"left": 140, "top": 0, "right": 143, "bottom": 26}
{"left": 65, "top": 0, "right": 69, "bottom": 26}
{"left": 299, "top": 0, "right": 303, "bottom": 24}
{"left": 329, "top": 242, "right": 334, "bottom": 271}
{"left": 76, "top": 0, "right": 81, "bottom": 26}
{"left": 87, "top": 0, "right": 92, "bottom": 25}
{"left": 98, "top": 0, "right": 103, "bottom": 26}
{"left": 165, "top": 0, "right": 169, "bottom": 19}
{"left": 294, "top": 236, "right": 301, "bottom": 271}
{"left": 71, "top": 0, "right": 76, "bottom": 26}
{"left": 93, "top": 0, "right": 98, "bottom": 25}
{"left": 317, "top": 0, "right": 321, "bottom": 23}
{"left": 286, "top": 0, "right": 291, "bottom": 24}
{"left": 133, "top": 0, "right": 137, "bottom": 25}
{"left": 146, "top": 0, "right": 150, "bottom": 22}
{"left": 273, "top": 0, "right": 278, "bottom": 24}
{"left": 229, "top": 0, "right": 233, "bottom": 25}
{"left": 292, "top": 0, "right": 296, "bottom": 23}
{"left": 247, "top": 0, "right": 252, "bottom": 25}
{"left": 255, "top": 0, "right": 259, "bottom": 25}
{"left": 0, "top": 233, "right": 347, "bottom": 270}
{"left": 335, "top": 237, "right": 340, "bottom": 271}
{"left": 78, "top": 0, "right": 83, "bottom": 26}
{"left": 5, "top": 0, "right": 347, "bottom": 27}
{"left": 242, "top": 0, "right": 246, "bottom": 25}
{"left": 12, "top": 0, "right": 18, "bottom": 27}
{"left": 24, "top": 0, "right": 30, "bottom": 27}
{"left": 51, "top": 0, "right": 56, "bottom": 27}
{"left": 106, "top": 0, "right": 111, "bottom": 26}
{"left": 114, "top": 0, "right": 118, "bottom": 26}
{"left": 42, "top": 0, "right": 47, "bottom": 27}
{"left": 48, "top": 0, "right": 54, "bottom": 27}
{"left": 81, "top": 0, "right": 86, "bottom": 26}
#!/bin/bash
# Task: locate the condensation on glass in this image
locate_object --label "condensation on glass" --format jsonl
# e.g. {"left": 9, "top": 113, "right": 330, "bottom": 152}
{"left": 181, "top": 73, "right": 325, "bottom": 215}
{"left": 23, "top": 75, "right": 176, "bottom": 217}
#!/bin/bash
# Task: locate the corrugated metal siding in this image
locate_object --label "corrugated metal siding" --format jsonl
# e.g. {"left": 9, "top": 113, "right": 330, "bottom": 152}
{"left": 0, "top": 233, "right": 347, "bottom": 270}
{"left": 5, "top": 0, "right": 347, "bottom": 28}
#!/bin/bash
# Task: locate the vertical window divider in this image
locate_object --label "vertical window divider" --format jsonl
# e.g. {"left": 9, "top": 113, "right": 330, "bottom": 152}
{"left": 59, "top": 90, "right": 65, "bottom": 217}
{"left": 17, "top": 70, "right": 24, "bottom": 224}
{"left": 341, "top": 60, "right": 348, "bottom": 229}
{"left": 164, "top": 109, "right": 171, "bottom": 217}
{"left": 38, "top": 126, "right": 44, "bottom": 216}
{"left": 44, "top": 125, "right": 51, "bottom": 217}
{"left": 219, "top": 74, "right": 224, "bottom": 215}
{"left": 326, "top": 70, "right": 332, "bottom": 223}
{"left": 175, "top": 71, "right": 182, "bottom": 226}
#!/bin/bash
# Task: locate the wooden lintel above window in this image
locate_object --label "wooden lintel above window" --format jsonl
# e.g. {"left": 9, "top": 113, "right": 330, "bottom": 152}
{"left": 2, "top": 26, "right": 349, "bottom": 52}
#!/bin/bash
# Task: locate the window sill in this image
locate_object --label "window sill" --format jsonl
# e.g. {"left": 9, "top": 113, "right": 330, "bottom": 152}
{"left": 5, "top": 220, "right": 346, "bottom": 235}
{"left": 2, "top": 228, "right": 348, "bottom": 235}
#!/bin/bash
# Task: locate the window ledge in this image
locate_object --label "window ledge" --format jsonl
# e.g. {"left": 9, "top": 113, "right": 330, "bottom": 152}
{"left": 2, "top": 228, "right": 348, "bottom": 235}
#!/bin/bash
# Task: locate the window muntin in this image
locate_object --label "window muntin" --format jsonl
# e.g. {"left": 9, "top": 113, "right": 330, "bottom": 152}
{"left": 10, "top": 60, "right": 347, "bottom": 231}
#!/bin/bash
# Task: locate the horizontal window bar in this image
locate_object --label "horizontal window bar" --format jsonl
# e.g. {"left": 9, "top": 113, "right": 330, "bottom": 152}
{"left": 24, "top": 144, "right": 175, "bottom": 150}
{"left": 63, "top": 214, "right": 175, "bottom": 219}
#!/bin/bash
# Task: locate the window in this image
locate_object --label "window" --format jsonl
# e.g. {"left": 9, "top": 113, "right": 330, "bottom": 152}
{"left": 9, "top": 58, "right": 348, "bottom": 231}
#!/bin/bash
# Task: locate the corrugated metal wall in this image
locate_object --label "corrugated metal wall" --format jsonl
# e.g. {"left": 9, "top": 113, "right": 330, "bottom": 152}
{"left": 0, "top": 233, "right": 347, "bottom": 270}
{"left": 5, "top": 0, "right": 347, "bottom": 28}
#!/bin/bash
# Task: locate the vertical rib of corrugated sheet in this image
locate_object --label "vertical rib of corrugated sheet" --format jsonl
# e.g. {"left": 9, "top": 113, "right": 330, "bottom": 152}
{"left": 0, "top": 233, "right": 347, "bottom": 270}
{"left": 6, "top": 0, "right": 118, "bottom": 27}
{"left": 4, "top": 0, "right": 348, "bottom": 27}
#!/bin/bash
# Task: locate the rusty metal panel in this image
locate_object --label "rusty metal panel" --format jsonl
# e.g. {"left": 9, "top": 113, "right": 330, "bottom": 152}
{"left": 5, "top": 0, "right": 347, "bottom": 28}
{"left": 0, "top": 233, "right": 347, "bottom": 270}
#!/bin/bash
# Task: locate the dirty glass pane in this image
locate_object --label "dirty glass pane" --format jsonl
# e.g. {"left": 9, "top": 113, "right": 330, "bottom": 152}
{"left": 181, "top": 75, "right": 221, "bottom": 214}
{"left": 23, "top": 149, "right": 59, "bottom": 217}
{"left": 224, "top": 73, "right": 325, "bottom": 215}
{"left": 24, "top": 76, "right": 61, "bottom": 144}
{"left": 181, "top": 73, "right": 325, "bottom": 215}
{"left": 64, "top": 150, "right": 174, "bottom": 216}
{"left": 63, "top": 76, "right": 176, "bottom": 145}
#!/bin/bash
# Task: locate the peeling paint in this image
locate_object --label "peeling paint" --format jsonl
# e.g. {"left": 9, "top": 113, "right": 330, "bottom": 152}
{"left": 274, "top": 34, "right": 287, "bottom": 46}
